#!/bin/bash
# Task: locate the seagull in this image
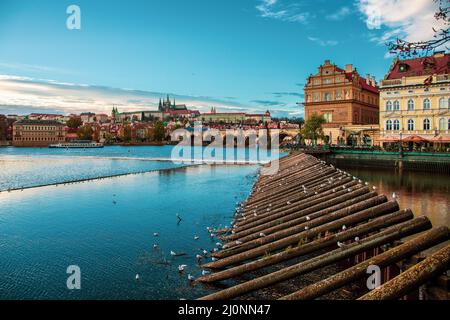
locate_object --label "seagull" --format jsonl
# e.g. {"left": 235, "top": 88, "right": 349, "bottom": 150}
{"left": 194, "top": 236, "right": 199, "bottom": 240}
{"left": 287, "top": 201, "right": 291, "bottom": 205}
{"left": 201, "top": 270, "right": 210, "bottom": 276}
{"left": 354, "top": 236, "right": 360, "bottom": 242}
{"left": 254, "top": 213, "right": 258, "bottom": 217}
{"left": 210, "top": 233, "right": 215, "bottom": 238}
{"left": 342, "top": 225, "right": 347, "bottom": 231}
{"left": 196, "top": 254, "right": 203, "bottom": 262}
{"left": 304, "top": 226, "right": 309, "bottom": 230}
{"left": 337, "top": 241, "right": 345, "bottom": 248}
{"left": 216, "top": 242, "right": 223, "bottom": 247}
{"left": 235, "top": 240, "right": 243, "bottom": 245}
{"left": 306, "top": 216, "right": 311, "bottom": 221}
{"left": 188, "top": 274, "right": 195, "bottom": 282}
{"left": 259, "top": 232, "right": 266, "bottom": 237}
{"left": 211, "top": 257, "right": 218, "bottom": 262}
{"left": 176, "top": 213, "right": 182, "bottom": 222}
{"left": 372, "top": 186, "right": 377, "bottom": 190}
{"left": 135, "top": 273, "right": 140, "bottom": 281}
{"left": 170, "top": 251, "right": 177, "bottom": 256}
{"left": 153, "top": 232, "right": 159, "bottom": 237}
{"left": 178, "top": 265, "right": 187, "bottom": 273}
{"left": 153, "top": 244, "right": 159, "bottom": 249}
{"left": 202, "top": 250, "right": 208, "bottom": 255}
{"left": 212, "top": 248, "right": 219, "bottom": 252}
{"left": 392, "top": 192, "right": 398, "bottom": 199}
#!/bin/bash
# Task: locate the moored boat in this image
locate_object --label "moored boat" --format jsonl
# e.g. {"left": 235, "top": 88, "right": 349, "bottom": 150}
{"left": 49, "top": 140, "right": 104, "bottom": 149}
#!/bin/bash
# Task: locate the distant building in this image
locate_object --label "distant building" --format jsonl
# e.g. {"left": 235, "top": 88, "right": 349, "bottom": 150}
{"left": 379, "top": 51, "right": 450, "bottom": 145}
{"left": 80, "top": 112, "right": 96, "bottom": 124}
{"left": 28, "top": 113, "right": 65, "bottom": 122}
{"left": 158, "top": 95, "right": 188, "bottom": 113}
{"left": 13, "top": 120, "right": 66, "bottom": 147}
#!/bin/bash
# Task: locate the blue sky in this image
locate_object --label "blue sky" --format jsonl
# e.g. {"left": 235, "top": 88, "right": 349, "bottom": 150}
{"left": 0, "top": 0, "right": 442, "bottom": 117}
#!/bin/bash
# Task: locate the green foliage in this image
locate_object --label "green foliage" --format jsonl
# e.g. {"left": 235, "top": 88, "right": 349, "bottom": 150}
{"left": 66, "top": 117, "right": 82, "bottom": 129}
{"left": 300, "top": 113, "right": 326, "bottom": 145}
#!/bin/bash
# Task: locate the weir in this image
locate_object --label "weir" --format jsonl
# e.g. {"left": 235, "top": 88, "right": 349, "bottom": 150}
{"left": 197, "top": 153, "right": 450, "bottom": 300}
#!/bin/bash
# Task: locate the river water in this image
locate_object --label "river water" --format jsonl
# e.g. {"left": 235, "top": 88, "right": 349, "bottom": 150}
{"left": 0, "top": 147, "right": 448, "bottom": 299}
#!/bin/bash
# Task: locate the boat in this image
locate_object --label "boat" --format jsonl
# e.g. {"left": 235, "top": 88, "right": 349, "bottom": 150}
{"left": 49, "top": 140, "right": 104, "bottom": 149}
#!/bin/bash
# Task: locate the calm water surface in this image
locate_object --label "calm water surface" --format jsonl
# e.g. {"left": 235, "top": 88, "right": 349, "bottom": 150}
{"left": 345, "top": 167, "right": 450, "bottom": 228}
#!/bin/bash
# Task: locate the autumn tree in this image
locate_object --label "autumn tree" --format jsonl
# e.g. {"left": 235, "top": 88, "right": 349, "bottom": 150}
{"left": 153, "top": 121, "right": 165, "bottom": 142}
{"left": 77, "top": 125, "right": 94, "bottom": 140}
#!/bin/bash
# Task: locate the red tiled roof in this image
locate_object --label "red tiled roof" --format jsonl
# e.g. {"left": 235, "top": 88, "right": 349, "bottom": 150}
{"left": 386, "top": 53, "right": 450, "bottom": 80}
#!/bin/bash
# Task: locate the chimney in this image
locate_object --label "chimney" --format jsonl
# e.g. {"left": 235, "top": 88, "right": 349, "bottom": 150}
{"left": 371, "top": 76, "right": 377, "bottom": 87}
{"left": 324, "top": 59, "right": 331, "bottom": 65}
{"left": 345, "top": 64, "right": 353, "bottom": 73}
{"left": 366, "top": 74, "right": 371, "bottom": 85}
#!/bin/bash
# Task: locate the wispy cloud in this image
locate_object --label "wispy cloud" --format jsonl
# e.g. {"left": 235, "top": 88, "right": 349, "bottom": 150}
{"left": 0, "top": 62, "right": 76, "bottom": 75}
{"left": 357, "top": 0, "right": 445, "bottom": 45}
{"left": 255, "top": 0, "right": 312, "bottom": 24}
{"left": 307, "top": 36, "right": 338, "bottom": 47}
{"left": 0, "top": 75, "right": 253, "bottom": 116}
{"left": 326, "top": 7, "right": 351, "bottom": 21}
{"left": 251, "top": 99, "right": 286, "bottom": 107}
{"left": 272, "top": 92, "right": 303, "bottom": 98}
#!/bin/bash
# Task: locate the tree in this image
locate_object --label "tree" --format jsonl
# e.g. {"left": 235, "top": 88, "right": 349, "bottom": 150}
{"left": 77, "top": 125, "right": 94, "bottom": 140}
{"left": 387, "top": 0, "right": 449, "bottom": 58}
{"left": 300, "top": 113, "right": 326, "bottom": 145}
{"left": 153, "top": 121, "right": 165, "bottom": 142}
{"left": 121, "top": 125, "right": 132, "bottom": 142}
{"left": 66, "top": 117, "right": 82, "bottom": 129}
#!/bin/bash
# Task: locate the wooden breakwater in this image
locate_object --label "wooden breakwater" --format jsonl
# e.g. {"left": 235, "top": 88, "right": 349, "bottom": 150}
{"left": 197, "top": 153, "right": 450, "bottom": 300}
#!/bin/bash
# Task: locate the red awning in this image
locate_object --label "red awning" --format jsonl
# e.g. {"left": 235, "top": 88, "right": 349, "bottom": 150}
{"left": 429, "top": 135, "right": 450, "bottom": 143}
{"left": 380, "top": 135, "right": 400, "bottom": 142}
{"left": 402, "top": 135, "right": 429, "bottom": 143}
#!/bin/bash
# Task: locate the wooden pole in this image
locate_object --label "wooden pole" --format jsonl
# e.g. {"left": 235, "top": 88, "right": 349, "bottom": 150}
{"left": 358, "top": 244, "right": 450, "bottom": 300}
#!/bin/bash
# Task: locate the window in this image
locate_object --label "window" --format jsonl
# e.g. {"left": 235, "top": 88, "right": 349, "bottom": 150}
{"left": 323, "top": 113, "right": 333, "bottom": 123}
{"left": 393, "top": 100, "right": 400, "bottom": 110}
{"left": 407, "top": 99, "right": 414, "bottom": 111}
{"left": 423, "top": 119, "right": 431, "bottom": 131}
{"left": 393, "top": 120, "right": 400, "bottom": 131}
{"left": 407, "top": 119, "right": 414, "bottom": 131}
{"left": 386, "top": 120, "right": 392, "bottom": 131}
{"left": 439, "top": 118, "right": 446, "bottom": 130}
{"left": 439, "top": 98, "right": 446, "bottom": 109}
{"left": 324, "top": 92, "right": 332, "bottom": 101}
{"left": 448, "top": 119, "right": 450, "bottom": 130}
{"left": 386, "top": 101, "right": 392, "bottom": 111}
{"left": 335, "top": 90, "right": 342, "bottom": 100}
{"left": 423, "top": 98, "right": 431, "bottom": 110}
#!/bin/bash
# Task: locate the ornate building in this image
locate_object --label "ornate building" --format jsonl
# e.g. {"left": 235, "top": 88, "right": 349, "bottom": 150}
{"left": 303, "top": 60, "right": 380, "bottom": 146}
{"left": 12, "top": 120, "right": 66, "bottom": 147}
{"left": 379, "top": 51, "right": 450, "bottom": 146}
{"left": 158, "top": 95, "right": 188, "bottom": 113}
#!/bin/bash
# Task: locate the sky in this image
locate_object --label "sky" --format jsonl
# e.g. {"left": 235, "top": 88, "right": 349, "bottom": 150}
{"left": 0, "top": 0, "right": 445, "bottom": 118}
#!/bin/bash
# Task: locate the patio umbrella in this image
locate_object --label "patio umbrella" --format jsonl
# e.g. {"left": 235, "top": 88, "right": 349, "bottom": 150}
{"left": 379, "top": 135, "right": 400, "bottom": 142}
{"left": 401, "top": 135, "right": 429, "bottom": 143}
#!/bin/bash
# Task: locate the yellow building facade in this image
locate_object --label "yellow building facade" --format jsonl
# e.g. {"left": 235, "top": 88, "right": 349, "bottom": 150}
{"left": 379, "top": 52, "right": 450, "bottom": 144}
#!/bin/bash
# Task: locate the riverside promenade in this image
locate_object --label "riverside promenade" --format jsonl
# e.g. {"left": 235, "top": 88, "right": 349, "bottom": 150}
{"left": 197, "top": 153, "right": 450, "bottom": 300}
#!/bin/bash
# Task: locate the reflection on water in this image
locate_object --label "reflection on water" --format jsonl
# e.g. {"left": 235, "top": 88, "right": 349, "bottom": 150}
{"left": 345, "top": 167, "right": 450, "bottom": 228}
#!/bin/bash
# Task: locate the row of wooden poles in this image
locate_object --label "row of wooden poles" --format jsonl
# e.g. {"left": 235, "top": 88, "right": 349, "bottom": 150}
{"left": 198, "top": 153, "right": 450, "bottom": 300}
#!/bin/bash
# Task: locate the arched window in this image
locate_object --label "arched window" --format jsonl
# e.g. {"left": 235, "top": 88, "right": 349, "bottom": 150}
{"left": 386, "top": 101, "right": 392, "bottom": 111}
{"left": 439, "top": 98, "right": 446, "bottom": 109}
{"left": 423, "top": 119, "right": 430, "bottom": 131}
{"left": 393, "top": 120, "right": 400, "bottom": 131}
{"left": 423, "top": 98, "right": 431, "bottom": 110}
{"left": 386, "top": 120, "right": 392, "bottom": 131}
{"left": 407, "top": 119, "right": 414, "bottom": 131}
{"left": 439, "top": 118, "right": 445, "bottom": 130}
{"left": 407, "top": 99, "right": 414, "bottom": 111}
{"left": 393, "top": 100, "right": 400, "bottom": 111}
